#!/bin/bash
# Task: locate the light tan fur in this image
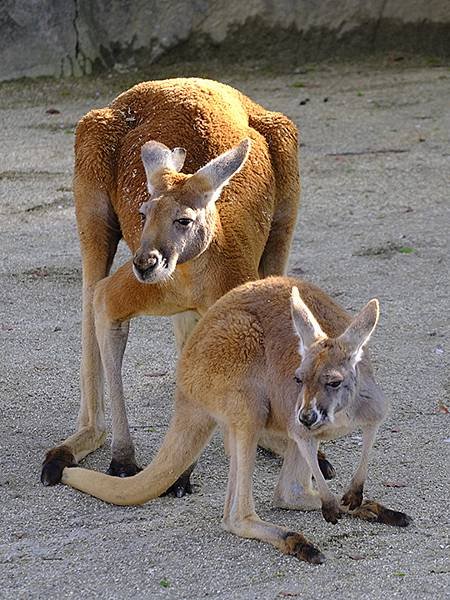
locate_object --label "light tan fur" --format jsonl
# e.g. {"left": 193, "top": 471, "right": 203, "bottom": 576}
{"left": 41, "top": 78, "right": 300, "bottom": 483}
{"left": 61, "top": 277, "right": 411, "bottom": 563}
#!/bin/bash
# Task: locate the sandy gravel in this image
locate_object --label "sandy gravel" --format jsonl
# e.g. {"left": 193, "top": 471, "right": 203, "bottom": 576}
{"left": 0, "top": 59, "right": 449, "bottom": 599}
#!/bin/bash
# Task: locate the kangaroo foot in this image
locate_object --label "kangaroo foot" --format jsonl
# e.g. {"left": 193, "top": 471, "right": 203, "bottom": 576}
{"left": 163, "top": 472, "right": 193, "bottom": 498}
{"left": 162, "top": 463, "right": 196, "bottom": 498}
{"left": 283, "top": 532, "right": 326, "bottom": 564}
{"left": 318, "top": 451, "right": 336, "bottom": 480}
{"left": 41, "top": 446, "right": 76, "bottom": 486}
{"left": 106, "top": 459, "right": 142, "bottom": 478}
{"left": 350, "top": 500, "right": 413, "bottom": 527}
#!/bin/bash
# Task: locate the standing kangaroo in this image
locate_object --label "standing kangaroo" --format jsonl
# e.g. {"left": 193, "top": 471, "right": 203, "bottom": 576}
{"left": 60, "top": 277, "right": 412, "bottom": 564}
{"left": 41, "top": 78, "right": 303, "bottom": 489}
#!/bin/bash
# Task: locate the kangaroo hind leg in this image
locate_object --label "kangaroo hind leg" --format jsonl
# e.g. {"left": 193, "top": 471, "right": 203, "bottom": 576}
{"left": 165, "top": 311, "right": 202, "bottom": 494}
{"left": 222, "top": 415, "right": 324, "bottom": 564}
{"left": 41, "top": 181, "right": 121, "bottom": 486}
{"left": 273, "top": 439, "right": 321, "bottom": 510}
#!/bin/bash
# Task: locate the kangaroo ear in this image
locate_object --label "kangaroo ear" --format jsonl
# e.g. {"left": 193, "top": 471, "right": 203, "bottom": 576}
{"left": 171, "top": 147, "right": 186, "bottom": 172}
{"left": 191, "top": 138, "right": 251, "bottom": 206}
{"left": 141, "top": 141, "right": 186, "bottom": 194}
{"left": 339, "top": 299, "right": 380, "bottom": 367}
{"left": 291, "top": 287, "right": 326, "bottom": 358}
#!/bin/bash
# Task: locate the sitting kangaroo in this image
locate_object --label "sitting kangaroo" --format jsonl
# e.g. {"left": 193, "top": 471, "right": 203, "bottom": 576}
{"left": 60, "top": 277, "right": 412, "bottom": 564}
{"left": 41, "top": 78, "right": 305, "bottom": 490}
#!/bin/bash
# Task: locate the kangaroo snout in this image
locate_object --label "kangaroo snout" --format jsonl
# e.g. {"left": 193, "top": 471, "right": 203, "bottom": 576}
{"left": 298, "top": 409, "right": 319, "bottom": 429}
{"left": 133, "top": 250, "right": 162, "bottom": 280}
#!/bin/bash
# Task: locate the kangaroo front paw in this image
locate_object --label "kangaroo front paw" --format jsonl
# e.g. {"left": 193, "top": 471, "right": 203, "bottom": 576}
{"left": 106, "top": 459, "right": 142, "bottom": 478}
{"left": 342, "top": 484, "right": 363, "bottom": 510}
{"left": 321, "top": 498, "right": 342, "bottom": 524}
{"left": 41, "top": 446, "right": 76, "bottom": 486}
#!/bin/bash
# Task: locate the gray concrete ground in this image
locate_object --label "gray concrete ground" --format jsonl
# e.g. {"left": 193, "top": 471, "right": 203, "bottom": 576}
{"left": 0, "top": 59, "right": 449, "bottom": 599}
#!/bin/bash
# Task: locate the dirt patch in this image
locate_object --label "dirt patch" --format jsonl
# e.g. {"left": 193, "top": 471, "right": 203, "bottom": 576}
{"left": 0, "top": 170, "right": 65, "bottom": 181}
{"left": 16, "top": 265, "right": 81, "bottom": 283}
{"left": 354, "top": 242, "right": 416, "bottom": 258}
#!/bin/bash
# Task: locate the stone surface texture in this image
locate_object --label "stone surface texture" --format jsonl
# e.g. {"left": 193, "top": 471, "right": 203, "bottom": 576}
{"left": 1, "top": 0, "right": 450, "bottom": 81}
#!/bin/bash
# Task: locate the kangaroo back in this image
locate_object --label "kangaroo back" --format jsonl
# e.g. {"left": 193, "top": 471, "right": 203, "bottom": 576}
{"left": 75, "top": 78, "right": 299, "bottom": 255}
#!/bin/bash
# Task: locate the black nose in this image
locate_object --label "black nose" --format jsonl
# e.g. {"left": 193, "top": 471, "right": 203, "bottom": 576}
{"left": 133, "top": 252, "right": 160, "bottom": 275}
{"left": 298, "top": 411, "right": 318, "bottom": 428}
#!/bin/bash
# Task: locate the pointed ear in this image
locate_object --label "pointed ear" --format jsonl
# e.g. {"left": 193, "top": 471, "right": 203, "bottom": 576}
{"left": 192, "top": 138, "right": 251, "bottom": 205}
{"left": 141, "top": 141, "right": 186, "bottom": 194}
{"left": 171, "top": 147, "right": 186, "bottom": 172}
{"left": 291, "top": 287, "right": 326, "bottom": 358}
{"left": 338, "top": 299, "right": 380, "bottom": 367}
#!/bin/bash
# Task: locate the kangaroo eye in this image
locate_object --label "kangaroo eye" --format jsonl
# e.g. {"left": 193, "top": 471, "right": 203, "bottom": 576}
{"left": 175, "top": 218, "right": 193, "bottom": 227}
{"left": 294, "top": 376, "right": 303, "bottom": 385}
{"left": 327, "top": 380, "right": 342, "bottom": 389}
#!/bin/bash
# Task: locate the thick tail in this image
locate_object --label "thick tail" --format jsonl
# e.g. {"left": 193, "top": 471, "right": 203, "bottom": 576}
{"left": 61, "top": 397, "right": 216, "bottom": 505}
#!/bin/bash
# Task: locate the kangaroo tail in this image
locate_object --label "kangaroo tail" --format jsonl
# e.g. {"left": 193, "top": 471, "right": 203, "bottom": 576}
{"left": 61, "top": 397, "right": 216, "bottom": 505}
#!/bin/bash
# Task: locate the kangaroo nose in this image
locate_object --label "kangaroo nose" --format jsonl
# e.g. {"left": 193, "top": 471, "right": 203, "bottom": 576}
{"left": 133, "top": 252, "right": 159, "bottom": 271}
{"left": 133, "top": 251, "right": 161, "bottom": 279}
{"left": 298, "top": 410, "right": 318, "bottom": 428}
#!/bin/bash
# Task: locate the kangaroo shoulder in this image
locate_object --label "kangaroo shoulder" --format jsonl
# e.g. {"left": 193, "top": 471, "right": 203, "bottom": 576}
{"left": 179, "top": 305, "right": 264, "bottom": 400}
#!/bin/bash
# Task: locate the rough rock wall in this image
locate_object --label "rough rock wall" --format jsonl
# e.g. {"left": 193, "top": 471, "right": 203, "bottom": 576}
{"left": 1, "top": 0, "right": 449, "bottom": 81}
{"left": 0, "top": 0, "right": 76, "bottom": 80}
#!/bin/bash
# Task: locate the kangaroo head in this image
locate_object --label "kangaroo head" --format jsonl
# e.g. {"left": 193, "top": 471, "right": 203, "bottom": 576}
{"left": 290, "top": 287, "right": 379, "bottom": 430}
{"left": 132, "top": 139, "right": 251, "bottom": 283}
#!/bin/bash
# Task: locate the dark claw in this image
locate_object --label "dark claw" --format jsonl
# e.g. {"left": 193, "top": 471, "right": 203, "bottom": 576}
{"left": 294, "top": 542, "right": 326, "bottom": 565}
{"left": 322, "top": 500, "right": 342, "bottom": 524}
{"left": 162, "top": 463, "right": 196, "bottom": 498}
{"left": 41, "top": 446, "right": 76, "bottom": 486}
{"left": 303, "top": 547, "right": 326, "bottom": 565}
{"left": 318, "top": 456, "right": 336, "bottom": 480}
{"left": 163, "top": 472, "right": 193, "bottom": 498}
{"left": 106, "top": 459, "right": 142, "bottom": 478}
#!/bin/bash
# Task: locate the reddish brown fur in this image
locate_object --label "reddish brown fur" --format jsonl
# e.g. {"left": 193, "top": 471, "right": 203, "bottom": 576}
{"left": 42, "top": 78, "right": 300, "bottom": 482}
{"left": 75, "top": 78, "right": 297, "bottom": 258}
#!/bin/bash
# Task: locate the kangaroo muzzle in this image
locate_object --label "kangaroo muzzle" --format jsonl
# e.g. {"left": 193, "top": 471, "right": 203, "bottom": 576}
{"left": 132, "top": 250, "right": 162, "bottom": 281}
{"left": 298, "top": 408, "right": 319, "bottom": 429}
